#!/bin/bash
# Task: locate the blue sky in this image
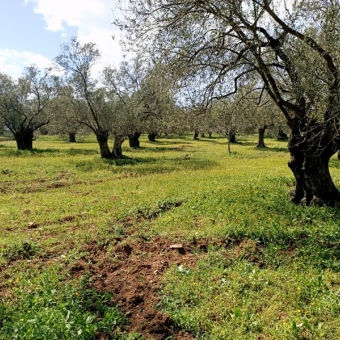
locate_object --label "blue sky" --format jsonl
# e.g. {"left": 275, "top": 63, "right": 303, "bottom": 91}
{"left": 0, "top": 0, "right": 123, "bottom": 78}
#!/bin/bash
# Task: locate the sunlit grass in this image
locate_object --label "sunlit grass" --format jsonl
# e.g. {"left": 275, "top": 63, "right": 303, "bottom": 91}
{"left": 1, "top": 134, "right": 340, "bottom": 339}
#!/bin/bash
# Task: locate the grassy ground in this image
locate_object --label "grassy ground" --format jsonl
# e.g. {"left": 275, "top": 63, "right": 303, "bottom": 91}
{"left": 1, "top": 134, "right": 340, "bottom": 339}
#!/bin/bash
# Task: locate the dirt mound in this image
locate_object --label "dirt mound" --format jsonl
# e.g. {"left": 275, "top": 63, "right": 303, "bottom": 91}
{"left": 72, "top": 236, "right": 202, "bottom": 339}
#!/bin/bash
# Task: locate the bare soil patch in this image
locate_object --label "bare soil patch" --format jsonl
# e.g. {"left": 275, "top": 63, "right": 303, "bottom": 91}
{"left": 71, "top": 236, "right": 206, "bottom": 339}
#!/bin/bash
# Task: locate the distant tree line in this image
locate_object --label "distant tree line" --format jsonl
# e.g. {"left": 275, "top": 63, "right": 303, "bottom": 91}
{"left": 0, "top": 38, "right": 286, "bottom": 156}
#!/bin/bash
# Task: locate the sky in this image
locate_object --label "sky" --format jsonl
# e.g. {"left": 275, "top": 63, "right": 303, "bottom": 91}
{"left": 0, "top": 0, "right": 124, "bottom": 78}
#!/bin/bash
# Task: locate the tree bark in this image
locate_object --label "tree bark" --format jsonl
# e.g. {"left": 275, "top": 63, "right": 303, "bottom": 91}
{"left": 288, "top": 131, "right": 340, "bottom": 206}
{"left": 96, "top": 131, "right": 113, "bottom": 159}
{"left": 278, "top": 128, "right": 288, "bottom": 141}
{"left": 148, "top": 132, "right": 157, "bottom": 142}
{"left": 257, "top": 125, "right": 267, "bottom": 148}
{"left": 128, "top": 131, "right": 141, "bottom": 148}
{"left": 113, "top": 135, "right": 124, "bottom": 158}
{"left": 194, "top": 130, "right": 199, "bottom": 140}
{"left": 15, "top": 129, "right": 34, "bottom": 150}
{"left": 39, "top": 127, "right": 49, "bottom": 136}
{"left": 226, "top": 129, "right": 237, "bottom": 153}
{"left": 229, "top": 131, "right": 237, "bottom": 143}
{"left": 227, "top": 136, "right": 231, "bottom": 154}
{"left": 68, "top": 132, "right": 77, "bottom": 143}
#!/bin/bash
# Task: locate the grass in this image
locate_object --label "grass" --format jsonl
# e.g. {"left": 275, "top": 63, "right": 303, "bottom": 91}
{"left": 1, "top": 266, "right": 129, "bottom": 339}
{"left": 1, "top": 134, "right": 340, "bottom": 339}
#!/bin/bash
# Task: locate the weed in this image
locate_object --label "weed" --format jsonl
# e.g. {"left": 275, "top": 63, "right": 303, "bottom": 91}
{"left": 0, "top": 267, "right": 130, "bottom": 339}
{"left": 1, "top": 240, "right": 41, "bottom": 261}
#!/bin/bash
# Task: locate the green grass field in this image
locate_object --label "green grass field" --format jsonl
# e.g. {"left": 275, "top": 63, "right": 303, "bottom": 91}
{"left": 1, "top": 134, "right": 340, "bottom": 339}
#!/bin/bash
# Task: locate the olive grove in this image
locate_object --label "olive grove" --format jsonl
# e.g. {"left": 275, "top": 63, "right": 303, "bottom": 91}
{"left": 117, "top": 0, "right": 340, "bottom": 205}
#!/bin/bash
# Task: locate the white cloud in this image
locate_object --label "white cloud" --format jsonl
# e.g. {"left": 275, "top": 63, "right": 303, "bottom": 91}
{"left": 25, "top": 0, "right": 106, "bottom": 32}
{"left": 25, "top": 0, "right": 125, "bottom": 68}
{"left": 0, "top": 49, "right": 53, "bottom": 78}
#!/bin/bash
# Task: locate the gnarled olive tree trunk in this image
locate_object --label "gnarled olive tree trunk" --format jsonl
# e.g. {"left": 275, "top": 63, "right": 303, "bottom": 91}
{"left": 68, "top": 132, "right": 77, "bottom": 143}
{"left": 128, "top": 131, "right": 141, "bottom": 148}
{"left": 288, "top": 123, "right": 340, "bottom": 206}
{"left": 228, "top": 131, "right": 237, "bottom": 144}
{"left": 95, "top": 131, "right": 114, "bottom": 159}
{"left": 15, "top": 129, "right": 34, "bottom": 150}
{"left": 226, "top": 128, "right": 237, "bottom": 154}
{"left": 148, "top": 132, "right": 157, "bottom": 142}
{"left": 113, "top": 134, "right": 125, "bottom": 158}
{"left": 257, "top": 125, "right": 267, "bottom": 148}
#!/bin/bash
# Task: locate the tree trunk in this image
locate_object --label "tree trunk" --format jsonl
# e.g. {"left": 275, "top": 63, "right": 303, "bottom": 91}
{"left": 208, "top": 131, "right": 212, "bottom": 138}
{"left": 68, "top": 132, "right": 77, "bottom": 143}
{"left": 15, "top": 129, "right": 34, "bottom": 150}
{"left": 229, "top": 131, "right": 237, "bottom": 143}
{"left": 257, "top": 125, "right": 267, "bottom": 148}
{"left": 278, "top": 128, "right": 288, "bottom": 141}
{"left": 39, "top": 127, "right": 49, "bottom": 135}
{"left": 288, "top": 132, "right": 340, "bottom": 206}
{"left": 128, "top": 131, "right": 141, "bottom": 148}
{"left": 148, "top": 132, "right": 157, "bottom": 142}
{"left": 96, "top": 131, "right": 113, "bottom": 159}
{"left": 113, "top": 135, "right": 124, "bottom": 158}
{"left": 194, "top": 130, "right": 199, "bottom": 140}
{"left": 226, "top": 129, "right": 236, "bottom": 153}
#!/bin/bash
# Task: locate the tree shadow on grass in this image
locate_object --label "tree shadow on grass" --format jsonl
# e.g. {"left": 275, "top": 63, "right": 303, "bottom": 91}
{"left": 255, "top": 146, "right": 288, "bottom": 153}
{"left": 144, "top": 139, "right": 194, "bottom": 145}
{"left": 228, "top": 224, "right": 340, "bottom": 271}
{"left": 104, "top": 156, "right": 158, "bottom": 166}
{"left": 195, "top": 138, "right": 226, "bottom": 145}
{"left": 102, "top": 155, "right": 218, "bottom": 175}
{"left": 329, "top": 158, "right": 340, "bottom": 169}
{"left": 177, "top": 158, "right": 218, "bottom": 171}
{"left": 237, "top": 141, "right": 257, "bottom": 146}
{"left": 129, "top": 146, "right": 194, "bottom": 153}
{"left": 200, "top": 138, "right": 256, "bottom": 146}
{"left": 2, "top": 148, "right": 61, "bottom": 156}
{"left": 65, "top": 148, "right": 99, "bottom": 156}
{"left": 274, "top": 233, "right": 340, "bottom": 271}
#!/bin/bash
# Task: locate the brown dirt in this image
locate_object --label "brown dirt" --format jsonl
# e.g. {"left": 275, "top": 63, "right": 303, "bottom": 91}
{"left": 71, "top": 236, "right": 205, "bottom": 339}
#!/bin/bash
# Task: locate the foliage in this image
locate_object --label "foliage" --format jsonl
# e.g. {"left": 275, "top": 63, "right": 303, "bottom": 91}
{"left": 0, "top": 66, "right": 58, "bottom": 150}
{"left": 54, "top": 37, "right": 117, "bottom": 158}
{"left": 0, "top": 267, "right": 128, "bottom": 339}
{"left": 1, "top": 239, "right": 41, "bottom": 261}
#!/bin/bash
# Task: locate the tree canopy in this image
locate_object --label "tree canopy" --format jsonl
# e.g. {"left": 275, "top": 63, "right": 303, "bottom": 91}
{"left": 117, "top": 0, "right": 340, "bottom": 205}
{"left": 0, "top": 66, "right": 57, "bottom": 150}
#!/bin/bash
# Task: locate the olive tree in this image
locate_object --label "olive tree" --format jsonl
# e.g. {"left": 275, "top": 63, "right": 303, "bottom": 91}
{"left": 209, "top": 95, "right": 248, "bottom": 152}
{"left": 103, "top": 58, "right": 146, "bottom": 148}
{"left": 104, "top": 57, "right": 177, "bottom": 146}
{"left": 54, "top": 37, "right": 122, "bottom": 158}
{"left": 238, "top": 87, "right": 287, "bottom": 148}
{"left": 118, "top": 0, "right": 340, "bottom": 206}
{"left": 48, "top": 85, "right": 90, "bottom": 142}
{"left": 0, "top": 66, "right": 57, "bottom": 150}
